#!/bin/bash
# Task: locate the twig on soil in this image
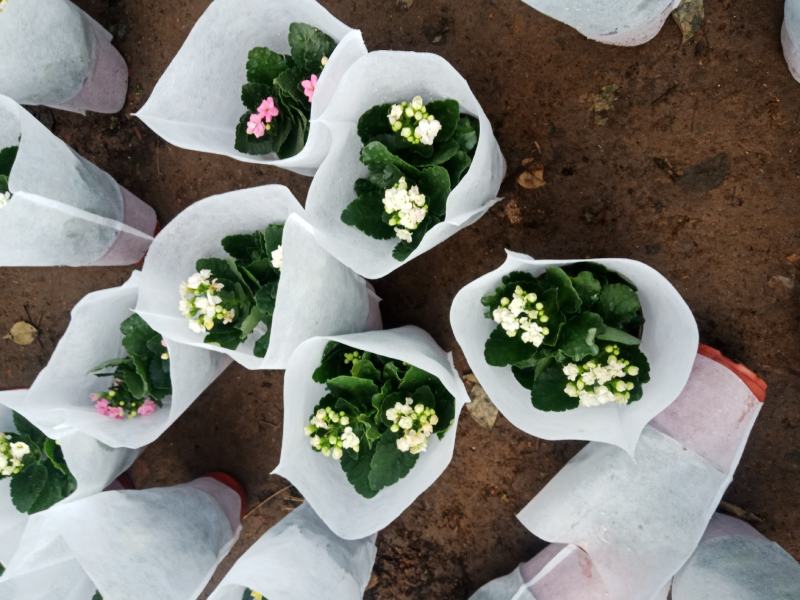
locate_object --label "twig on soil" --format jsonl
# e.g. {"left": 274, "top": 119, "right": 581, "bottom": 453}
{"left": 719, "top": 500, "right": 764, "bottom": 524}
{"left": 242, "top": 484, "right": 293, "bottom": 520}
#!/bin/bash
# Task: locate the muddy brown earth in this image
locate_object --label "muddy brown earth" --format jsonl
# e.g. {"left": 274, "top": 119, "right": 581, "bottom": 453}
{"left": 1, "top": 1, "right": 799, "bottom": 598}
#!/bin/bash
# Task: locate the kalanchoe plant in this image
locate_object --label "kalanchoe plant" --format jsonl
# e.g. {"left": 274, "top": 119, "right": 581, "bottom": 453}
{"left": 2, "top": 412, "right": 77, "bottom": 515}
{"left": 235, "top": 22, "right": 336, "bottom": 159}
{"left": 481, "top": 263, "right": 651, "bottom": 412}
{"left": 242, "top": 590, "right": 266, "bottom": 600}
{"left": 0, "top": 144, "right": 18, "bottom": 208}
{"left": 180, "top": 224, "right": 284, "bottom": 357}
{"left": 89, "top": 314, "right": 171, "bottom": 419}
{"left": 341, "top": 96, "right": 479, "bottom": 261}
{"left": 304, "top": 343, "right": 456, "bottom": 498}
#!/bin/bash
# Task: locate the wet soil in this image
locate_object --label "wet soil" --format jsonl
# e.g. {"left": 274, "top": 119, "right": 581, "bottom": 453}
{"left": 1, "top": 1, "right": 799, "bottom": 598}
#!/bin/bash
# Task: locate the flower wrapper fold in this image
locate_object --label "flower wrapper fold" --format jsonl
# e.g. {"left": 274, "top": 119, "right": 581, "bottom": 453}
{"left": 135, "top": 0, "right": 366, "bottom": 176}
{"left": 0, "top": 477, "right": 241, "bottom": 600}
{"left": 0, "top": 0, "right": 127, "bottom": 113}
{"left": 0, "top": 96, "right": 155, "bottom": 266}
{"left": 512, "top": 352, "right": 764, "bottom": 600}
{"left": 0, "top": 392, "right": 137, "bottom": 569}
{"left": 275, "top": 326, "right": 469, "bottom": 540}
{"left": 135, "top": 185, "right": 378, "bottom": 370}
{"left": 1, "top": 272, "right": 230, "bottom": 449}
{"left": 783, "top": 0, "right": 800, "bottom": 82}
{"left": 208, "top": 502, "right": 377, "bottom": 600}
{"left": 519, "top": 0, "right": 681, "bottom": 46}
{"left": 450, "top": 251, "right": 698, "bottom": 453}
{"left": 305, "top": 50, "right": 506, "bottom": 279}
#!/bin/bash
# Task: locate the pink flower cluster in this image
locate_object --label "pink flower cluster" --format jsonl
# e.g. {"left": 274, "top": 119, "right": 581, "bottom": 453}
{"left": 90, "top": 394, "right": 158, "bottom": 419}
{"left": 301, "top": 74, "right": 318, "bottom": 102}
{"left": 246, "top": 97, "right": 280, "bottom": 138}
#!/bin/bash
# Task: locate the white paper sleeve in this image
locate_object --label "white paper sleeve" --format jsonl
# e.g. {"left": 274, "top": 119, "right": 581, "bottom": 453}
{"left": 0, "top": 391, "right": 137, "bottom": 569}
{"left": 208, "top": 502, "right": 377, "bottom": 600}
{"left": 783, "top": 0, "right": 800, "bottom": 82}
{"left": 450, "top": 251, "right": 698, "bottom": 452}
{"left": 0, "top": 272, "right": 230, "bottom": 449}
{"left": 515, "top": 353, "right": 763, "bottom": 600}
{"left": 0, "top": 478, "right": 241, "bottom": 600}
{"left": 304, "top": 50, "right": 506, "bottom": 279}
{"left": 135, "top": 0, "right": 367, "bottom": 176}
{"left": 0, "top": 96, "right": 155, "bottom": 266}
{"left": 275, "top": 326, "right": 470, "bottom": 539}
{"left": 135, "top": 185, "right": 377, "bottom": 370}
{"left": 518, "top": 0, "right": 681, "bottom": 46}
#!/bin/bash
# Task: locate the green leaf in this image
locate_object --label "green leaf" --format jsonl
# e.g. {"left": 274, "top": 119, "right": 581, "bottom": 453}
{"left": 382, "top": 361, "right": 402, "bottom": 383}
{"left": 288, "top": 22, "right": 336, "bottom": 76}
{"left": 426, "top": 99, "right": 460, "bottom": 142}
{"left": 398, "top": 366, "right": 437, "bottom": 392}
{"left": 352, "top": 357, "right": 381, "bottom": 382}
{"left": 246, "top": 47, "right": 288, "bottom": 85}
{"left": 355, "top": 413, "right": 382, "bottom": 449}
{"left": 484, "top": 326, "right": 536, "bottom": 367}
{"left": 543, "top": 267, "right": 582, "bottom": 315}
{"left": 254, "top": 280, "right": 279, "bottom": 317}
{"left": 204, "top": 327, "right": 243, "bottom": 350}
{"left": 341, "top": 181, "right": 396, "bottom": 241}
{"left": 340, "top": 444, "right": 379, "bottom": 498}
{"left": 327, "top": 376, "right": 379, "bottom": 407}
{"left": 530, "top": 361, "right": 579, "bottom": 412}
{"left": 453, "top": 116, "right": 479, "bottom": 153}
{"left": 27, "top": 467, "right": 69, "bottom": 514}
{"left": 558, "top": 312, "right": 604, "bottom": 362}
{"left": 254, "top": 331, "right": 271, "bottom": 358}
{"left": 360, "top": 141, "right": 421, "bottom": 178}
{"left": 120, "top": 314, "right": 158, "bottom": 359}
{"left": 596, "top": 283, "right": 642, "bottom": 329}
{"left": 275, "top": 111, "right": 308, "bottom": 159}
{"left": 570, "top": 271, "right": 603, "bottom": 307}
{"left": 92, "top": 592, "right": 103, "bottom": 600}
{"left": 234, "top": 112, "right": 276, "bottom": 156}
{"left": 357, "top": 103, "right": 393, "bottom": 143}
{"left": 312, "top": 342, "right": 350, "bottom": 383}
{"left": 443, "top": 150, "right": 472, "bottom": 187}
{"left": 367, "top": 430, "right": 418, "bottom": 493}
{"left": 512, "top": 365, "right": 536, "bottom": 390}
{"left": 262, "top": 224, "right": 285, "bottom": 254}
{"left": 222, "top": 233, "right": 261, "bottom": 263}
{"left": 597, "top": 325, "right": 641, "bottom": 345}
{"left": 419, "top": 165, "right": 451, "bottom": 218}
{"left": 240, "top": 82, "right": 275, "bottom": 112}
{"left": 10, "top": 463, "right": 48, "bottom": 514}
{"left": 0, "top": 145, "right": 18, "bottom": 178}
{"left": 11, "top": 412, "right": 45, "bottom": 445}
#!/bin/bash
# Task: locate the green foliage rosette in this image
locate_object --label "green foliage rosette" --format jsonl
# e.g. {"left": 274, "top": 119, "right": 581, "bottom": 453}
{"left": 179, "top": 224, "right": 284, "bottom": 357}
{"left": 2, "top": 412, "right": 76, "bottom": 515}
{"left": 341, "top": 96, "right": 479, "bottom": 261}
{"left": 235, "top": 23, "right": 336, "bottom": 158}
{"left": 304, "top": 343, "right": 456, "bottom": 498}
{"left": 0, "top": 143, "right": 18, "bottom": 207}
{"left": 482, "top": 262, "right": 651, "bottom": 412}
{"left": 89, "top": 314, "right": 171, "bottom": 419}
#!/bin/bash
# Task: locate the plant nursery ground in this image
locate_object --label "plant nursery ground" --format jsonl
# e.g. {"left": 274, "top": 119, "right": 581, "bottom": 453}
{"left": 1, "top": 1, "right": 799, "bottom": 598}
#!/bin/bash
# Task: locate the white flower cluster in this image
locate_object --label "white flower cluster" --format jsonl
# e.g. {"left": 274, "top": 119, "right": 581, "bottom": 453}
{"left": 562, "top": 344, "right": 640, "bottom": 408}
{"left": 0, "top": 433, "right": 30, "bottom": 477}
{"left": 0, "top": 191, "right": 11, "bottom": 208}
{"left": 178, "top": 269, "right": 235, "bottom": 334}
{"left": 383, "top": 176, "right": 429, "bottom": 243}
{"left": 248, "top": 590, "right": 265, "bottom": 600}
{"left": 304, "top": 406, "right": 360, "bottom": 461}
{"left": 387, "top": 95, "right": 443, "bottom": 146}
{"left": 386, "top": 397, "right": 439, "bottom": 454}
{"left": 270, "top": 244, "right": 283, "bottom": 270}
{"left": 492, "top": 285, "right": 551, "bottom": 347}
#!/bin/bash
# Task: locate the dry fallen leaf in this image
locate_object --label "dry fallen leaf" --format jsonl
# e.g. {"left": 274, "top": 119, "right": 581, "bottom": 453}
{"left": 719, "top": 500, "right": 764, "bottom": 524}
{"left": 517, "top": 157, "right": 546, "bottom": 190}
{"left": 503, "top": 199, "right": 524, "bottom": 225}
{"left": 786, "top": 253, "right": 800, "bottom": 265}
{"left": 4, "top": 321, "right": 38, "bottom": 345}
{"left": 672, "top": 0, "right": 704, "bottom": 44}
{"left": 591, "top": 84, "right": 619, "bottom": 126}
{"left": 463, "top": 374, "right": 499, "bottom": 429}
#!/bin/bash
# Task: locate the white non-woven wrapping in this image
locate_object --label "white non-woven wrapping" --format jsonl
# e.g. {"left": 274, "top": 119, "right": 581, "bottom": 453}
{"left": 135, "top": 185, "right": 378, "bottom": 370}
{"left": 0, "top": 272, "right": 230, "bottom": 449}
{"left": 275, "top": 326, "right": 470, "bottom": 539}
{"left": 0, "top": 0, "right": 91, "bottom": 108}
{"left": 516, "top": 352, "right": 763, "bottom": 600}
{"left": 305, "top": 51, "right": 507, "bottom": 279}
{"left": 208, "top": 502, "right": 377, "bottom": 600}
{"left": 135, "top": 0, "right": 367, "bottom": 176}
{"left": 0, "top": 477, "right": 241, "bottom": 600}
{"left": 783, "top": 0, "right": 800, "bottom": 82}
{"left": 669, "top": 513, "right": 800, "bottom": 599}
{"left": 0, "top": 96, "right": 154, "bottom": 266}
{"left": 450, "top": 251, "right": 698, "bottom": 453}
{"left": 0, "top": 391, "right": 137, "bottom": 569}
{"left": 519, "top": 0, "right": 681, "bottom": 46}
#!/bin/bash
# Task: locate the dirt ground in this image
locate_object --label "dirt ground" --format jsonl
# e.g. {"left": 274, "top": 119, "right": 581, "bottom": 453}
{"left": 1, "top": 0, "right": 799, "bottom": 597}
